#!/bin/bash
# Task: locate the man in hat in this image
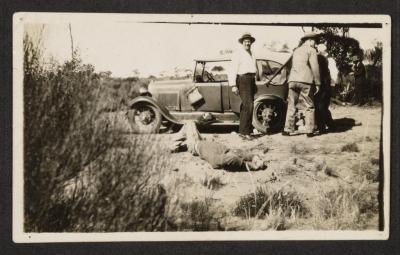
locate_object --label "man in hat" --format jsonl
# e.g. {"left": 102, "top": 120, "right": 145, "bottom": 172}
{"left": 351, "top": 55, "right": 366, "bottom": 105}
{"left": 229, "top": 33, "right": 257, "bottom": 140}
{"left": 282, "top": 32, "right": 321, "bottom": 137}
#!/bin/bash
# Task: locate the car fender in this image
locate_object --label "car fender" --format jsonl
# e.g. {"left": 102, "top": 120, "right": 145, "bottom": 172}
{"left": 254, "top": 94, "right": 286, "bottom": 105}
{"left": 128, "top": 96, "right": 182, "bottom": 125}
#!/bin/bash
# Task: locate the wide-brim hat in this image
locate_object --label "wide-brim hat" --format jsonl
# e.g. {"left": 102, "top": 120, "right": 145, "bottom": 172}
{"left": 301, "top": 32, "right": 320, "bottom": 42}
{"left": 238, "top": 33, "right": 256, "bottom": 44}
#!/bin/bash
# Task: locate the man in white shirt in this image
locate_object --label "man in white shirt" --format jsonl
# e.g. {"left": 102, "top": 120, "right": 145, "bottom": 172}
{"left": 229, "top": 33, "right": 257, "bottom": 139}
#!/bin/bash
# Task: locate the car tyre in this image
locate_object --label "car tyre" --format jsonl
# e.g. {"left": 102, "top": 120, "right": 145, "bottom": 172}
{"left": 127, "top": 103, "right": 162, "bottom": 134}
{"left": 252, "top": 99, "right": 285, "bottom": 134}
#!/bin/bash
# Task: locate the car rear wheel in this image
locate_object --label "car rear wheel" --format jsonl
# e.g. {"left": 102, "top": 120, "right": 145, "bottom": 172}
{"left": 252, "top": 99, "right": 285, "bottom": 134}
{"left": 127, "top": 103, "right": 162, "bottom": 134}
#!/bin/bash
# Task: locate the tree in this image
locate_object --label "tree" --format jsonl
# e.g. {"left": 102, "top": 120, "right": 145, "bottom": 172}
{"left": 364, "top": 40, "right": 382, "bottom": 67}
{"left": 211, "top": 66, "right": 224, "bottom": 72}
{"left": 314, "top": 26, "right": 362, "bottom": 73}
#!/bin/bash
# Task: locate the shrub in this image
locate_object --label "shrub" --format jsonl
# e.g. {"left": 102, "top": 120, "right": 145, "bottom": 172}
{"left": 370, "top": 158, "right": 380, "bottom": 165}
{"left": 341, "top": 142, "right": 360, "bottom": 152}
{"left": 232, "top": 186, "right": 309, "bottom": 219}
{"left": 313, "top": 184, "right": 379, "bottom": 230}
{"left": 60, "top": 140, "right": 170, "bottom": 232}
{"left": 177, "top": 198, "right": 225, "bottom": 231}
{"left": 23, "top": 33, "right": 169, "bottom": 232}
{"left": 351, "top": 162, "right": 379, "bottom": 182}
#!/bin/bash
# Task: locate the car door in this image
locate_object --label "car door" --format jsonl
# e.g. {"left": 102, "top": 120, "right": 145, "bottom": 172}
{"left": 228, "top": 59, "right": 289, "bottom": 113}
{"left": 255, "top": 59, "right": 289, "bottom": 100}
{"left": 193, "top": 61, "right": 223, "bottom": 112}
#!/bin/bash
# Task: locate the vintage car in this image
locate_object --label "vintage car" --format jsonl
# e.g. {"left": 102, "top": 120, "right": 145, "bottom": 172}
{"left": 127, "top": 52, "right": 292, "bottom": 134}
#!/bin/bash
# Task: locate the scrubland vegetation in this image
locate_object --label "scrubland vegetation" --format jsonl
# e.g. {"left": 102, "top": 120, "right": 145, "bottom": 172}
{"left": 23, "top": 33, "right": 382, "bottom": 232}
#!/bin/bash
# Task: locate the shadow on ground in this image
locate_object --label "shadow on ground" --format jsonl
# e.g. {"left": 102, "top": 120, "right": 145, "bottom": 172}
{"left": 197, "top": 124, "right": 239, "bottom": 134}
{"left": 159, "top": 118, "right": 359, "bottom": 135}
{"left": 331, "top": 117, "right": 359, "bottom": 133}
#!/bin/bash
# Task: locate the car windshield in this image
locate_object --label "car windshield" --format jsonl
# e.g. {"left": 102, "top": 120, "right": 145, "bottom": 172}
{"left": 194, "top": 61, "right": 230, "bottom": 83}
{"left": 193, "top": 59, "right": 288, "bottom": 85}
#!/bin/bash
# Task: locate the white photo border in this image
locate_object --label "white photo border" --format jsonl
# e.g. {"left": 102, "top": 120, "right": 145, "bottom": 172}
{"left": 12, "top": 13, "right": 391, "bottom": 242}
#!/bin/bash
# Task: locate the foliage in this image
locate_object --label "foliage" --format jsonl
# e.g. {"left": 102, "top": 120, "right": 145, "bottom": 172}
{"left": 177, "top": 198, "right": 225, "bottom": 231}
{"left": 23, "top": 33, "right": 169, "bottom": 232}
{"left": 233, "top": 186, "right": 309, "bottom": 219}
{"left": 60, "top": 141, "right": 170, "bottom": 232}
{"left": 364, "top": 41, "right": 383, "bottom": 67}
{"left": 313, "top": 184, "right": 379, "bottom": 230}
{"left": 211, "top": 66, "right": 225, "bottom": 72}
{"left": 96, "top": 76, "right": 150, "bottom": 112}
{"left": 320, "top": 34, "right": 361, "bottom": 73}
{"left": 341, "top": 142, "right": 360, "bottom": 152}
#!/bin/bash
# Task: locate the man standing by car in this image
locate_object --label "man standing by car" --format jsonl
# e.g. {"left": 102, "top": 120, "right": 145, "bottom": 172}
{"left": 282, "top": 32, "right": 321, "bottom": 137}
{"left": 229, "top": 33, "right": 257, "bottom": 140}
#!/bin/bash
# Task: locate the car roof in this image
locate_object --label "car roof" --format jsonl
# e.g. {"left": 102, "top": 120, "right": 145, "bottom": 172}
{"left": 194, "top": 50, "right": 292, "bottom": 64}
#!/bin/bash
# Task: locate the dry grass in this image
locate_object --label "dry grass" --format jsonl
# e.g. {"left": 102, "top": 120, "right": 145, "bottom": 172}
{"left": 201, "top": 174, "right": 225, "bottom": 190}
{"left": 351, "top": 162, "right": 379, "bottom": 182}
{"left": 232, "top": 186, "right": 310, "bottom": 219}
{"left": 312, "top": 182, "right": 379, "bottom": 230}
{"left": 290, "top": 144, "right": 311, "bottom": 154}
{"left": 370, "top": 157, "right": 380, "bottom": 165}
{"left": 175, "top": 198, "right": 226, "bottom": 231}
{"left": 341, "top": 142, "right": 360, "bottom": 152}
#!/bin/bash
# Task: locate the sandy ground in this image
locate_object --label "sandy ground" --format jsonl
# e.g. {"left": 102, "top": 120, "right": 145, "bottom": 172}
{"left": 110, "top": 104, "right": 382, "bottom": 230}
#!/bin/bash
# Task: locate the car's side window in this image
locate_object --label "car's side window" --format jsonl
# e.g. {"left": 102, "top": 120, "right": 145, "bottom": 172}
{"left": 194, "top": 61, "right": 229, "bottom": 83}
{"left": 256, "top": 60, "right": 286, "bottom": 85}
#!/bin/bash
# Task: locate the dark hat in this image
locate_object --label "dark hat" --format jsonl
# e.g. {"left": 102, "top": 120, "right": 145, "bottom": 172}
{"left": 238, "top": 33, "right": 256, "bottom": 44}
{"left": 352, "top": 55, "right": 361, "bottom": 61}
{"left": 301, "top": 32, "right": 320, "bottom": 41}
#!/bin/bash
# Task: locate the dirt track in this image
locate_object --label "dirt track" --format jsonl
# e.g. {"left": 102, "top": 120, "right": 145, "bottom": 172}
{"left": 110, "top": 104, "right": 382, "bottom": 230}
{"left": 164, "top": 105, "right": 381, "bottom": 230}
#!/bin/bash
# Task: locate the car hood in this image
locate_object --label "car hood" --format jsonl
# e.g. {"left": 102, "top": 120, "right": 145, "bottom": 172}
{"left": 148, "top": 79, "right": 194, "bottom": 94}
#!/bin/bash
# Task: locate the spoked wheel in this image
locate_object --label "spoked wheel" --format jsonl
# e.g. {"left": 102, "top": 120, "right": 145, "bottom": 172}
{"left": 126, "top": 103, "right": 162, "bottom": 134}
{"left": 252, "top": 99, "right": 285, "bottom": 134}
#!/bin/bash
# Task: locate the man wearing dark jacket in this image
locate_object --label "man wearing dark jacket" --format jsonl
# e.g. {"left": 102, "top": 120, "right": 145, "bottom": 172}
{"left": 315, "top": 44, "right": 335, "bottom": 133}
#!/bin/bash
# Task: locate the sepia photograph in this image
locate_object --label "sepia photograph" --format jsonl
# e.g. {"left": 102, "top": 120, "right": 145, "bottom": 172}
{"left": 12, "top": 13, "right": 390, "bottom": 242}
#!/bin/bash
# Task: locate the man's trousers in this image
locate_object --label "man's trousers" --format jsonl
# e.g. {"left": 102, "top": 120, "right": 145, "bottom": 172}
{"left": 237, "top": 73, "right": 256, "bottom": 135}
{"left": 284, "top": 81, "right": 315, "bottom": 134}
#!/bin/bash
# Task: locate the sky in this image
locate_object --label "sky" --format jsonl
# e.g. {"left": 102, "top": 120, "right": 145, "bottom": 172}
{"left": 26, "top": 21, "right": 385, "bottom": 78}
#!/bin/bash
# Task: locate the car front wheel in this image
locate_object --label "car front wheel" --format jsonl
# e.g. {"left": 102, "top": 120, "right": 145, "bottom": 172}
{"left": 252, "top": 99, "right": 285, "bottom": 134}
{"left": 127, "top": 103, "right": 162, "bottom": 134}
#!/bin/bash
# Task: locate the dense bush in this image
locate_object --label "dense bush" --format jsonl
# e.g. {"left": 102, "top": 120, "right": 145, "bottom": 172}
{"left": 23, "top": 34, "right": 169, "bottom": 232}
{"left": 233, "top": 186, "right": 309, "bottom": 219}
{"left": 97, "top": 76, "right": 151, "bottom": 113}
{"left": 60, "top": 140, "right": 170, "bottom": 232}
{"left": 177, "top": 198, "right": 225, "bottom": 231}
